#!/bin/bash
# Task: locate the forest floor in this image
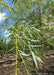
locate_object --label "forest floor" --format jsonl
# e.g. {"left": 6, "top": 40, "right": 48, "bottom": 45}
{"left": 0, "top": 50, "right": 54, "bottom": 75}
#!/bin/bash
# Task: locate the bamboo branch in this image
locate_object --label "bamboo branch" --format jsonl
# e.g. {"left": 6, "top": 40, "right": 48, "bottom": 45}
{"left": 15, "top": 36, "right": 18, "bottom": 75}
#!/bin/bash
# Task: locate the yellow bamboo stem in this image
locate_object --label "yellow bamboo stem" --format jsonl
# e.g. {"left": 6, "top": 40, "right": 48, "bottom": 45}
{"left": 18, "top": 51, "right": 29, "bottom": 75}
{"left": 17, "top": 46, "right": 29, "bottom": 75}
{"left": 15, "top": 36, "right": 18, "bottom": 75}
{"left": 41, "top": 36, "right": 45, "bottom": 72}
{"left": 41, "top": 36, "right": 45, "bottom": 57}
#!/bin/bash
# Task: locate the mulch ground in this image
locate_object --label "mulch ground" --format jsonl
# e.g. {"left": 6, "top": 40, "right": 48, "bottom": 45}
{"left": 0, "top": 50, "right": 54, "bottom": 75}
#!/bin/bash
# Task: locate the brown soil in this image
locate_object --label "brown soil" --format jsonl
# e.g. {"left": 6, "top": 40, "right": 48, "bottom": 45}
{"left": 0, "top": 50, "right": 54, "bottom": 75}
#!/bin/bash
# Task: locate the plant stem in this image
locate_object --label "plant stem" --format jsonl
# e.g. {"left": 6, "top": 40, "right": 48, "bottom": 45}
{"left": 41, "top": 36, "right": 45, "bottom": 57}
{"left": 15, "top": 36, "right": 18, "bottom": 75}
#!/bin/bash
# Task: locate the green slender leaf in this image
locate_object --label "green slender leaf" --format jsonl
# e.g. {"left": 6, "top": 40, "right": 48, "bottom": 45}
{"left": 23, "top": 57, "right": 32, "bottom": 65}
{"left": 26, "top": 64, "right": 38, "bottom": 73}
{"left": 17, "top": 68, "right": 22, "bottom": 75}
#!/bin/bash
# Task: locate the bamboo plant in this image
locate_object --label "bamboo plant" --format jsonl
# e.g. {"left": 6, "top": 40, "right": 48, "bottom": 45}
{"left": 0, "top": 0, "right": 54, "bottom": 75}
